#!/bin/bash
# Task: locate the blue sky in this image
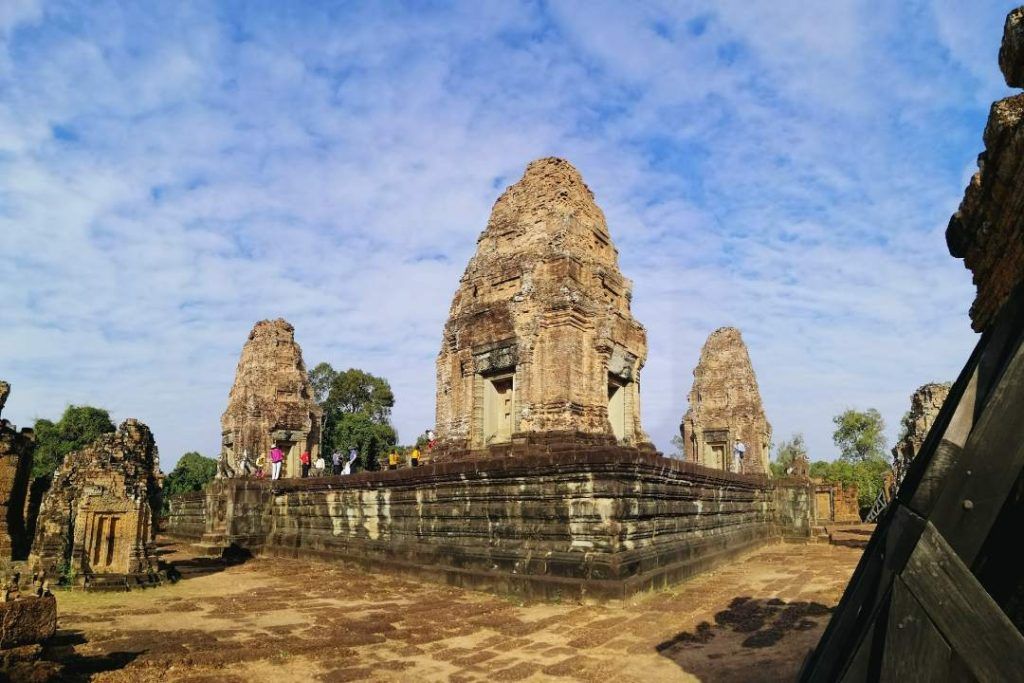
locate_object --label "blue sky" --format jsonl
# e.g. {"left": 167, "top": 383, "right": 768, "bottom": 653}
{"left": 1, "top": 1, "right": 1017, "bottom": 470}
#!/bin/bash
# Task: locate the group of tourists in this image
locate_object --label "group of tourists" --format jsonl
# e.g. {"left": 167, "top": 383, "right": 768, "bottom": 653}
{"left": 241, "top": 427, "right": 438, "bottom": 481}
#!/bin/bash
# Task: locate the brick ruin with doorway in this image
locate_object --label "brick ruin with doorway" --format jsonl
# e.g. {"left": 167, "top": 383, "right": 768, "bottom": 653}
{"left": 218, "top": 318, "right": 322, "bottom": 479}
{"left": 434, "top": 157, "right": 651, "bottom": 458}
{"left": 29, "top": 419, "right": 163, "bottom": 589}
{"left": 681, "top": 327, "right": 773, "bottom": 475}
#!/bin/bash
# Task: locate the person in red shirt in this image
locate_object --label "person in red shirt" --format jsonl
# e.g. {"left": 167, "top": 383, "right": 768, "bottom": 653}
{"left": 300, "top": 450, "right": 311, "bottom": 478}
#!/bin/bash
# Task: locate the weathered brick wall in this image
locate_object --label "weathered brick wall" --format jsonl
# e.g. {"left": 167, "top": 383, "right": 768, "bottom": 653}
{"left": 164, "top": 492, "right": 207, "bottom": 541}
{"left": 168, "top": 450, "right": 797, "bottom": 599}
{"left": 773, "top": 478, "right": 815, "bottom": 538}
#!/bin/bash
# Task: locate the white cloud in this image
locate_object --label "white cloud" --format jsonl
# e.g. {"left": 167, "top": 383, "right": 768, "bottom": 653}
{"left": 0, "top": 1, "right": 1011, "bottom": 469}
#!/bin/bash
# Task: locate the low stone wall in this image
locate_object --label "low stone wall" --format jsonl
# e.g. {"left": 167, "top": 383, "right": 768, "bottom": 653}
{"left": 773, "top": 478, "right": 815, "bottom": 539}
{"left": 164, "top": 492, "right": 207, "bottom": 541}
{"left": 168, "top": 449, "right": 811, "bottom": 600}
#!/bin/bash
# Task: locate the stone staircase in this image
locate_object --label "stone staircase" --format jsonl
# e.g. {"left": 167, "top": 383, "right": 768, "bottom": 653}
{"left": 823, "top": 523, "right": 875, "bottom": 549}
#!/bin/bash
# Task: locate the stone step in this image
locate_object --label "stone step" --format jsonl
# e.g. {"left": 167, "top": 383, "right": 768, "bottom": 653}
{"left": 825, "top": 523, "right": 875, "bottom": 549}
{"left": 189, "top": 542, "right": 230, "bottom": 559}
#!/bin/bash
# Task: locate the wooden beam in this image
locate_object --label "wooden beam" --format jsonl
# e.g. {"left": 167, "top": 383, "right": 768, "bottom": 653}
{"left": 881, "top": 577, "right": 951, "bottom": 683}
{"left": 928, "top": 324, "right": 1024, "bottom": 563}
{"left": 902, "top": 522, "right": 1024, "bottom": 681}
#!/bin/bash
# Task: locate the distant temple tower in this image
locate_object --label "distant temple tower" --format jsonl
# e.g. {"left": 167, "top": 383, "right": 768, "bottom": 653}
{"left": 681, "top": 327, "right": 772, "bottom": 475}
{"left": 435, "top": 157, "right": 650, "bottom": 455}
{"left": 220, "top": 319, "right": 322, "bottom": 478}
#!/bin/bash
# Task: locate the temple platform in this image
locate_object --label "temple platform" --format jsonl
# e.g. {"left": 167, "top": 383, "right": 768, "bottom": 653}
{"left": 167, "top": 446, "right": 823, "bottom": 601}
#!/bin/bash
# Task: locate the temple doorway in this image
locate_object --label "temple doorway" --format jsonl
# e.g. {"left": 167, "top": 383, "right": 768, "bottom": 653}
{"left": 85, "top": 512, "right": 126, "bottom": 572}
{"left": 484, "top": 375, "right": 514, "bottom": 444}
{"left": 710, "top": 443, "right": 728, "bottom": 471}
{"left": 608, "top": 381, "right": 626, "bottom": 441}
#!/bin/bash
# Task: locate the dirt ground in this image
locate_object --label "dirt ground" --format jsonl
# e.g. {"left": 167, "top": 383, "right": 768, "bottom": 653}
{"left": 39, "top": 538, "right": 865, "bottom": 682}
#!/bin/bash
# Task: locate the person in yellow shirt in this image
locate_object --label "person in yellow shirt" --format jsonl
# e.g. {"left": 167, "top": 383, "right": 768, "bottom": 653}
{"left": 410, "top": 446, "right": 420, "bottom": 468}
{"left": 388, "top": 450, "right": 399, "bottom": 470}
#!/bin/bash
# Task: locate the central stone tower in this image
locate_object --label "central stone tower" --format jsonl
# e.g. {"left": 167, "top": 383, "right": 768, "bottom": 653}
{"left": 435, "top": 158, "right": 650, "bottom": 456}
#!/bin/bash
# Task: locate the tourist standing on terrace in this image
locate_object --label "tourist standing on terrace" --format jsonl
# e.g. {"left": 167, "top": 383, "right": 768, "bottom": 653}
{"left": 342, "top": 450, "right": 356, "bottom": 475}
{"left": 410, "top": 446, "right": 420, "bottom": 467}
{"left": 270, "top": 444, "right": 284, "bottom": 480}
{"left": 388, "top": 450, "right": 399, "bottom": 470}
{"left": 331, "top": 450, "right": 342, "bottom": 475}
{"left": 300, "top": 449, "right": 311, "bottom": 478}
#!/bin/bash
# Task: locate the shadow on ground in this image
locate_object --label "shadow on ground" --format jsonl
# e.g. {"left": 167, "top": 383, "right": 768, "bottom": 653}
{"left": 656, "top": 596, "right": 833, "bottom": 680}
{"left": 39, "top": 630, "right": 145, "bottom": 682}
{"left": 157, "top": 539, "right": 251, "bottom": 583}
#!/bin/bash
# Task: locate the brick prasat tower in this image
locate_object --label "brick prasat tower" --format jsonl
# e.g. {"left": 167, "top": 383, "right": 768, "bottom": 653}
{"left": 434, "top": 158, "right": 651, "bottom": 457}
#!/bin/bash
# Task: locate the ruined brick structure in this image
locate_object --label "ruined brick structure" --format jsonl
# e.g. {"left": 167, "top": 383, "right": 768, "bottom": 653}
{"left": 681, "top": 327, "right": 772, "bottom": 475}
{"left": 0, "top": 382, "right": 33, "bottom": 560}
{"left": 435, "top": 158, "right": 650, "bottom": 456}
{"left": 30, "top": 419, "right": 163, "bottom": 588}
{"left": 892, "top": 382, "right": 950, "bottom": 468}
{"left": 812, "top": 480, "right": 861, "bottom": 524}
{"left": 947, "top": 7, "right": 1024, "bottom": 332}
{"left": 220, "top": 319, "right": 322, "bottom": 478}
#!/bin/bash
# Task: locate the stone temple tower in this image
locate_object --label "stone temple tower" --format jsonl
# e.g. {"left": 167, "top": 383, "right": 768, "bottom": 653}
{"left": 435, "top": 157, "right": 650, "bottom": 456}
{"left": 681, "top": 327, "right": 772, "bottom": 475}
{"left": 220, "top": 319, "right": 322, "bottom": 478}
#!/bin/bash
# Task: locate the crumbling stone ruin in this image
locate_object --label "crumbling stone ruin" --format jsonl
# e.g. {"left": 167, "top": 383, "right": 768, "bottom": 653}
{"left": 680, "top": 327, "right": 772, "bottom": 475}
{"left": 0, "top": 589, "right": 57, "bottom": 680}
{"left": 892, "top": 382, "right": 950, "bottom": 469}
{"left": 947, "top": 7, "right": 1024, "bottom": 332}
{"left": 219, "top": 318, "right": 322, "bottom": 478}
{"left": 434, "top": 158, "right": 650, "bottom": 456}
{"left": 30, "top": 419, "right": 163, "bottom": 589}
{"left": 0, "top": 381, "right": 33, "bottom": 561}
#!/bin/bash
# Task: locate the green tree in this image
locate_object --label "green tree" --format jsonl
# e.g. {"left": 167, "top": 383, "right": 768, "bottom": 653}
{"left": 32, "top": 405, "right": 116, "bottom": 480}
{"left": 809, "top": 460, "right": 832, "bottom": 479}
{"left": 771, "top": 433, "right": 808, "bottom": 476}
{"left": 333, "top": 413, "right": 396, "bottom": 471}
{"left": 162, "top": 451, "right": 217, "bottom": 512}
{"left": 310, "top": 364, "right": 398, "bottom": 471}
{"left": 808, "top": 458, "right": 890, "bottom": 512}
{"left": 308, "top": 362, "right": 337, "bottom": 405}
{"left": 832, "top": 408, "right": 888, "bottom": 463}
{"left": 324, "top": 368, "right": 394, "bottom": 424}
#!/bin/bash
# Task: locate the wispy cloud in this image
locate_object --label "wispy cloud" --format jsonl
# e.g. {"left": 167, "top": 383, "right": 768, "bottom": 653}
{"left": 1, "top": 1, "right": 1015, "bottom": 467}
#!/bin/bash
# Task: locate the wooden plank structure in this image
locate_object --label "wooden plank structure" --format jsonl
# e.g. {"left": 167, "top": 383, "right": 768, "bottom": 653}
{"left": 801, "top": 7, "right": 1024, "bottom": 680}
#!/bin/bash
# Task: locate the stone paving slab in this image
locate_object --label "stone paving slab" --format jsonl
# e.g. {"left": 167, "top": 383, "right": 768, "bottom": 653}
{"left": 39, "top": 539, "right": 863, "bottom": 682}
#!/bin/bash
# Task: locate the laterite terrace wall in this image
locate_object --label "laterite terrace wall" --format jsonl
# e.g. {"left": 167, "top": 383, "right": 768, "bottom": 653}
{"left": 167, "top": 448, "right": 819, "bottom": 600}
